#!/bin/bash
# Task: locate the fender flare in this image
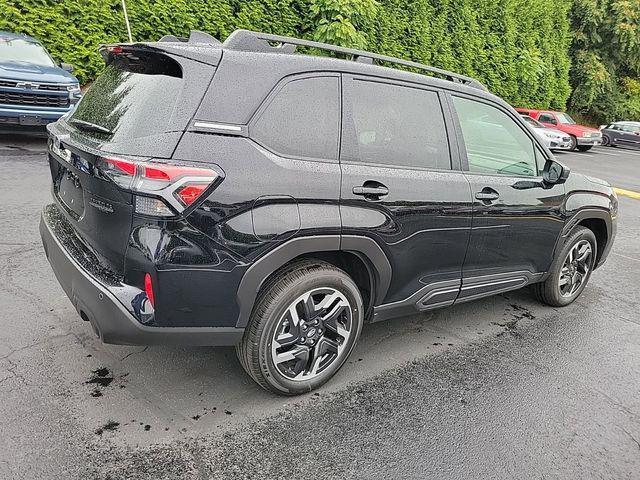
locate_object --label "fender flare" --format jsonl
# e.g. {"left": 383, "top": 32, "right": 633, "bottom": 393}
{"left": 235, "top": 235, "right": 392, "bottom": 328}
{"left": 560, "top": 207, "right": 614, "bottom": 268}
{"left": 562, "top": 207, "right": 612, "bottom": 238}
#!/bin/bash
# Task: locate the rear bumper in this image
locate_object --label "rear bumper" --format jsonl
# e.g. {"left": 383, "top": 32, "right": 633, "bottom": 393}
{"left": 39, "top": 207, "right": 244, "bottom": 346}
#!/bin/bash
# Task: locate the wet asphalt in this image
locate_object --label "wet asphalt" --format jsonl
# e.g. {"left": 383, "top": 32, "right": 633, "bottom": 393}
{"left": 0, "top": 135, "right": 639, "bottom": 479}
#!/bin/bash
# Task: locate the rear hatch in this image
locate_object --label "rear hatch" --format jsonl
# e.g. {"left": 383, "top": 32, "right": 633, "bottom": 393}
{"left": 47, "top": 45, "right": 219, "bottom": 275}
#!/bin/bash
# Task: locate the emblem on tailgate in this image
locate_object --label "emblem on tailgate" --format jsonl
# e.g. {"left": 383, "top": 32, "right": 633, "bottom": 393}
{"left": 88, "top": 197, "right": 114, "bottom": 214}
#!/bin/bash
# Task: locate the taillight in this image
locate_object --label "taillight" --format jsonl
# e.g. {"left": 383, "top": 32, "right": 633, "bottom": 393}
{"left": 97, "top": 156, "right": 219, "bottom": 217}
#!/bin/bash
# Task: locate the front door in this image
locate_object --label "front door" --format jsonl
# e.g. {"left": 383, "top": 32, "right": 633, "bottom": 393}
{"left": 449, "top": 94, "right": 566, "bottom": 302}
{"left": 339, "top": 75, "right": 473, "bottom": 320}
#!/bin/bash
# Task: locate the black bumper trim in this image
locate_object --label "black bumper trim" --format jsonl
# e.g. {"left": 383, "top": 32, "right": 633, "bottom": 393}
{"left": 40, "top": 208, "right": 244, "bottom": 346}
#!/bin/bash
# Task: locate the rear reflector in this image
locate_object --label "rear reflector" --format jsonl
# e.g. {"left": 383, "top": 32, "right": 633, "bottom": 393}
{"left": 144, "top": 273, "right": 155, "bottom": 308}
{"left": 97, "top": 156, "right": 219, "bottom": 216}
{"left": 174, "top": 183, "right": 210, "bottom": 206}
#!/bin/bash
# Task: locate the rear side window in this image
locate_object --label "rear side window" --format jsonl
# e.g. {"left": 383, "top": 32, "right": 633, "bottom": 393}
{"left": 538, "top": 113, "right": 556, "bottom": 124}
{"left": 343, "top": 79, "right": 451, "bottom": 170}
{"left": 251, "top": 76, "right": 340, "bottom": 161}
{"left": 69, "top": 51, "right": 184, "bottom": 141}
{"left": 452, "top": 96, "right": 538, "bottom": 177}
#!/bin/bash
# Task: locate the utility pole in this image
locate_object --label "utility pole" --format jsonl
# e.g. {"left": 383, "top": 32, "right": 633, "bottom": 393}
{"left": 122, "top": 0, "right": 133, "bottom": 43}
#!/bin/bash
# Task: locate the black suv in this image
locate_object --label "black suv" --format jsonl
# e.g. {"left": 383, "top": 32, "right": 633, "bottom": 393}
{"left": 40, "top": 30, "right": 617, "bottom": 395}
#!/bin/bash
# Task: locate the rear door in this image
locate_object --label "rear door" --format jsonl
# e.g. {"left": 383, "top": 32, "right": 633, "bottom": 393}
{"left": 339, "top": 75, "right": 472, "bottom": 316}
{"left": 448, "top": 94, "right": 565, "bottom": 300}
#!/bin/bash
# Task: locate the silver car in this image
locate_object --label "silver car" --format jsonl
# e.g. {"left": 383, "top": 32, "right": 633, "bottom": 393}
{"left": 521, "top": 115, "right": 572, "bottom": 150}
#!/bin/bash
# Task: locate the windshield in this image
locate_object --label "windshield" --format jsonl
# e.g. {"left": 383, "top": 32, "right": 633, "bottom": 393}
{"left": 69, "top": 54, "right": 183, "bottom": 142}
{"left": 0, "top": 38, "right": 55, "bottom": 66}
{"left": 522, "top": 116, "right": 543, "bottom": 128}
{"left": 556, "top": 112, "right": 576, "bottom": 124}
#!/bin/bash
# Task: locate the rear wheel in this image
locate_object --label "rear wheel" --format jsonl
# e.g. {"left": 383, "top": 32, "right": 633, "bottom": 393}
{"left": 236, "top": 260, "right": 364, "bottom": 395}
{"left": 568, "top": 135, "right": 577, "bottom": 151}
{"left": 533, "top": 226, "right": 596, "bottom": 307}
{"left": 577, "top": 145, "right": 592, "bottom": 152}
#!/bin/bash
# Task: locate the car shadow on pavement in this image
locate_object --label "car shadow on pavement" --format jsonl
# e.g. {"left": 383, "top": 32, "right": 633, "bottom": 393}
{"left": 78, "top": 287, "right": 538, "bottom": 444}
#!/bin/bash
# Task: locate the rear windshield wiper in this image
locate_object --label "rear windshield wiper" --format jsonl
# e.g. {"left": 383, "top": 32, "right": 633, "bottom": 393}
{"left": 69, "top": 119, "right": 113, "bottom": 135}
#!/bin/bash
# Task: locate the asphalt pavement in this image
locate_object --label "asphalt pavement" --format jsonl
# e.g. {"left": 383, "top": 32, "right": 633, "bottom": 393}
{"left": 1, "top": 135, "right": 639, "bottom": 479}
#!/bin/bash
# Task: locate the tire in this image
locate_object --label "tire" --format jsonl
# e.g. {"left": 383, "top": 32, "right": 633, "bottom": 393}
{"left": 236, "top": 260, "right": 364, "bottom": 395}
{"left": 577, "top": 145, "right": 592, "bottom": 152}
{"left": 602, "top": 134, "right": 610, "bottom": 147}
{"left": 532, "top": 226, "right": 597, "bottom": 307}
{"left": 568, "top": 135, "right": 577, "bottom": 151}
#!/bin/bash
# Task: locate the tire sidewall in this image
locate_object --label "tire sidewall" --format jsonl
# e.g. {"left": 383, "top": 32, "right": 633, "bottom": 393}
{"left": 569, "top": 135, "right": 577, "bottom": 151}
{"left": 547, "top": 228, "right": 597, "bottom": 306}
{"left": 602, "top": 134, "right": 610, "bottom": 146}
{"left": 256, "top": 269, "right": 364, "bottom": 395}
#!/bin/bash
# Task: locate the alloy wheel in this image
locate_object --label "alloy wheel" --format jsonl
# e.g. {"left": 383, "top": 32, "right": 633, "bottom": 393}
{"left": 270, "top": 288, "right": 353, "bottom": 381}
{"left": 558, "top": 240, "right": 593, "bottom": 297}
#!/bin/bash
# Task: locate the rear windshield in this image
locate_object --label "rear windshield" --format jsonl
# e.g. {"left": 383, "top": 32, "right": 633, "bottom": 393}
{"left": 69, "top": 51, "right": 183, "bottom": 142}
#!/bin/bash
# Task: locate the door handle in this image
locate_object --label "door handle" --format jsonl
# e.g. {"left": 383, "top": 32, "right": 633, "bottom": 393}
{"left": 475, "top": 189, "right": 499, "bottom": 201}
{"left": 353, "top": 183, "right": 389, "bottom": 198}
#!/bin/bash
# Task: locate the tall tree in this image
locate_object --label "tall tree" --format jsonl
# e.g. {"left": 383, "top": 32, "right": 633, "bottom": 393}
{"left": 569, "top": 0, "right": 640, "bottom": 122}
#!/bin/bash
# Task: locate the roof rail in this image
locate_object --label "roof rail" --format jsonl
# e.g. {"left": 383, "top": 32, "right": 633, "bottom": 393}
{"left": 158, "top": 30, "right": 221, "bottom": 45}
{"left": 223, "top": 30, "right": 486, "bottom": 91}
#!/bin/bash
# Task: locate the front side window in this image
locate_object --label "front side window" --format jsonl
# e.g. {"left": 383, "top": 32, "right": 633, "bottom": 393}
{"left": 252, "top": 76, "right": 340, "bottom": 161}
{"left": 0, "top": 38, "right": 54, "bottom": 66}
{"left": 343, "top": 79, "right": 451, "bottom": 170}
{"left": 452, "top": 96, "right": 538, "bottom": 177}
{"left": 556, "top": 112, "right": 576, "bottom": 124}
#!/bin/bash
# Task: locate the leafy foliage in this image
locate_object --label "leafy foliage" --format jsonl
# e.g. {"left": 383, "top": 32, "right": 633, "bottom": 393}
{"left": 569, "top": 0, "right": 640, "bottom": 122}
{"left": 309, "top": 0, "right": 378, "bottom": 48}
{"left": 0, "top": 0, "right": 575, "bottom": 112}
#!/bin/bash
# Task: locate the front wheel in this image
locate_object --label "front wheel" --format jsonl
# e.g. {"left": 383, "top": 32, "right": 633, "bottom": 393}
{"left": 577, "top": 145, "right": 593, "bottom": 152}
{"left": 533, "top": 226, "right": 596, "bottom": 307}
{"left": 602, "top": 134, "right": 611, "bottom": 147}
{"left": 236, "top": 260, "right": 364, "bottom": 395}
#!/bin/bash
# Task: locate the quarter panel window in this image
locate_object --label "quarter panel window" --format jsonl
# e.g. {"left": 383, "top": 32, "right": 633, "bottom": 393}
{"left": 452, "top": 96, "right": 538, "bottom": 177}
{"left": 343, "top": 79, "right": 451, "bottom": 170}
{"left": 252, "top": 76, "right": 340, "bottom": 161}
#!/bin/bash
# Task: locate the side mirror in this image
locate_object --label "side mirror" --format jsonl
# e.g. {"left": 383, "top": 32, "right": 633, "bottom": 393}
{"left": 60, "top": 63, "right": 74, "bottom": 73}
{"left": 543, "top": 159, "right": 570, "bottom": 185}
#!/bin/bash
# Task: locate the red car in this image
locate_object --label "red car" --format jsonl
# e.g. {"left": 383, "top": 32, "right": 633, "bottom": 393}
{"left": 515, "top": 108, "right": 602, "bottom": 152}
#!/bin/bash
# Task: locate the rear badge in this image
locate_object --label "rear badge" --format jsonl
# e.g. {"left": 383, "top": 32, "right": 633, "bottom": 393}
{"left": 88, "top": 198, "right": 114, "bottom": 213}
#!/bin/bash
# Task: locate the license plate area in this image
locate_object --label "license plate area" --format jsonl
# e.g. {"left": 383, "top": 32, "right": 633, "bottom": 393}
{"left": 19, "top": 115, "right": 44, "bottom": 126}
{"left": 56, "top": 167, "right": 85, "bottom": 218}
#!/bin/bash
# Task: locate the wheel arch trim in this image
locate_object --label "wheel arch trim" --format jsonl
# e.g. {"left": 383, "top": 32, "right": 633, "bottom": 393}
{"left": 235, "top": 235, "right": 392, "bottom": 328}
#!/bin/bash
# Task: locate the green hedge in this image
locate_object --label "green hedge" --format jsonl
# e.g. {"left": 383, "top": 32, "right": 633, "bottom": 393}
{"left": 0, "top": 0, "right": 571, "bottom": 110}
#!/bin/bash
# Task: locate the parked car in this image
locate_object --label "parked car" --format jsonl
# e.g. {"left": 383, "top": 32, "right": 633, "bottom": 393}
{"left": 40, "top": 30, "right": 617, "bottom": 395}
{"left": 515, "top": 108, "right": 601, "bottom": 151}
{"left": 520, "top": 114, "right": 572, "bottom": 150}
{"left": 600, "top": 121, "right": 640, "bottom": 149}
{"left": 0, "top": 31, "right": 81, "bottom": 132}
